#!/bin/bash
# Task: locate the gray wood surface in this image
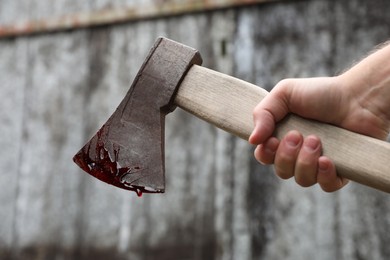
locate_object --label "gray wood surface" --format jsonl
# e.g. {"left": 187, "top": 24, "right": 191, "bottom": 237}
{"left": 1, "top": 1, "right": 390, "bottom": 259}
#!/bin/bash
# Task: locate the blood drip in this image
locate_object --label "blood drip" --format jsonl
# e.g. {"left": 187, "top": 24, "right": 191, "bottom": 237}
{"left": 73, "top": 125, "right": 162, "bottom": 197}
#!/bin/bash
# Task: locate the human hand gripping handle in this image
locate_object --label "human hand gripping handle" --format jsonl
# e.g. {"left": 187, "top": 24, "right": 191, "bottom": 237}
{"left": 249, "top": 43, "right": 390, "bottom": 193}
{"left": 249, "top": 77, "right": 352, "bottom": 192}
{"left": 176, "top": 65, "right": 390, "bottom": 193}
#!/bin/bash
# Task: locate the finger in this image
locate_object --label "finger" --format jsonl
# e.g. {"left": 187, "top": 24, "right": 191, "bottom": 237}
{"left": 249, "top": 109, "right": 276, "bottom": 144}
{"left": 274, "top": 131, "right": 303, "bottom": 179}
{"left": 294, "top": 135, "right": 322, "bottom": 187}
{"left": 254, "top": 137, "right": 279, "bottom": 165}
{"left": 249, "top": 81, "right": 292, "bottom": 144}
{"left": 317, "top": 156, "right": 349, "bottom": 192}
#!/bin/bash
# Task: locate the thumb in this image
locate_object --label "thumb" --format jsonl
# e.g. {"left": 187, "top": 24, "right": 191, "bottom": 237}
{"left": 249, "top": 109, "right": 276, "bottom": 144}
{"left": 249, "top": 80, "right": 292, "bottom": 144}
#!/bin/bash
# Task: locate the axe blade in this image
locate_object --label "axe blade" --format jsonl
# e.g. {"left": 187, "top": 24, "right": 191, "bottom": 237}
{"left": 73, "top": 37, "right": 202, "bottom": 195}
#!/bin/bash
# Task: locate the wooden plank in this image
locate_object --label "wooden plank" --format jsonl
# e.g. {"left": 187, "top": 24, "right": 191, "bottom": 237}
{"left": 0, "top": 0, "right": 279, "bottom": 38}
{"left": 0, "top": 39, "right": 28, "bottom": 249}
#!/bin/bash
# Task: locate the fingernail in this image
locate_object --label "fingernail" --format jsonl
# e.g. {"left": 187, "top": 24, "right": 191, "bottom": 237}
{"left": 286, "top": 131, "right": 301, "bottom": 148}
{"left": 304, "top": 136, "right": 320, "bottom": 152}
{"left": 318, "top": 160, "right": 328, "bottom": 172}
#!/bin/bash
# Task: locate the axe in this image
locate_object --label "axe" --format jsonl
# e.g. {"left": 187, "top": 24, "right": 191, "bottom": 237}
{"left": 73, "top": 37, "right": 390, "bottom": 195}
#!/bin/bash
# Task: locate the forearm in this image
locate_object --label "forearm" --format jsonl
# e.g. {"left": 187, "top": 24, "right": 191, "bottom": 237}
{"left": 342, "top": 41, "right": 390, "bottom": 90}
{"left": 338, "top": 42, "right": 390, "bottom": 139}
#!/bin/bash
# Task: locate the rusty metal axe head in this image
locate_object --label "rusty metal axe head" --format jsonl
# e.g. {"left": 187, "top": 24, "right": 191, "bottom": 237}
{"left": 73, "top": 37, "right": 202, "bottom": 196}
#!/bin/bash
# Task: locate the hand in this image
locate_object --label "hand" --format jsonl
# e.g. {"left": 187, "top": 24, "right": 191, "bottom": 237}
{"left": 249, "top": 77, "right": 350, "bottom": 192}
{"left": 250, "top": 43, "right": 390, "bottom": 192}
{"left": 249, "top": 42, "right": 390, "bottom": 193}
{"left": 250, "top": 73, "right": 390, "bottom": 192}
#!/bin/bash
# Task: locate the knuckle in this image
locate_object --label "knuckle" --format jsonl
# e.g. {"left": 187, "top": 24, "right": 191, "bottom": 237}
{"left": 296, "top": 160, "right": 316, "bottom": 174}
{"left": 295, "top": 176, "right": 316, "bottom": 187}
{"left": 274, "top": 78, "right": 295, "bottom": 93}
{"left": 295, "top": 160, "right": 317, "bottom": 187}
{"left": 275, "top": 78, "right": 293, "bottom": 88}
{"left": 274, "top": 166, "right": 293, "bottom": 180}
{"left": 252, "top": 105, "right": 261, "bottom": 116}
{"left": 278, "top": 147, "right": 298, "bottom": 160}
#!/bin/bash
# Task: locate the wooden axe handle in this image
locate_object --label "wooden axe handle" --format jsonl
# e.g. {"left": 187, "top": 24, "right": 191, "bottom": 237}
{"left": 175, "top": 65, "right": 390, "bottom": 193}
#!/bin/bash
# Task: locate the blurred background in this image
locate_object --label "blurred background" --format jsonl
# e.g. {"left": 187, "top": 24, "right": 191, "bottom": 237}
{"left": 1, "top": 0, "right": 390, "bottom": 259}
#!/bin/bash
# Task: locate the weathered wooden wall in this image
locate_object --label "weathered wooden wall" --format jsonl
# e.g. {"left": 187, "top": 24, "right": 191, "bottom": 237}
{"left": 1, "top": 0, "right": 390, "bottom": 259}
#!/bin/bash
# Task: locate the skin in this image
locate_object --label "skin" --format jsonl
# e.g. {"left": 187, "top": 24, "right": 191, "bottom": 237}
{"left": 249, "top": 43, "right": 390, "bottom": 192}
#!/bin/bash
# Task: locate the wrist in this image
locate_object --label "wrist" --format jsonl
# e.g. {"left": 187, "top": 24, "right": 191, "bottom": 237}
{"left": 336, "top": 45, "right": 390, "bottom": 138}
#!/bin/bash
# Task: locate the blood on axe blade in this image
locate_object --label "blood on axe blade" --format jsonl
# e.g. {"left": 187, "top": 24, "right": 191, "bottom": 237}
{"left": 73, "top": 37, "right": 202, "bottom": 196}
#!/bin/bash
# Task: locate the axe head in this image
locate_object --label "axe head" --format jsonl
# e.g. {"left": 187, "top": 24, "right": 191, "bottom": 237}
{"left": 73, "top": 37, "right": 202, "bottom": 195}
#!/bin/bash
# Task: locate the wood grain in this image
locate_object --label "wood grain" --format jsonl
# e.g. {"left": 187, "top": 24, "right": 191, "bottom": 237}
{"left": 176, "top": 65, "right": 390, "bottom": 193}
{"left": 2, "top": 1, "right": 390, "bottom": 259}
